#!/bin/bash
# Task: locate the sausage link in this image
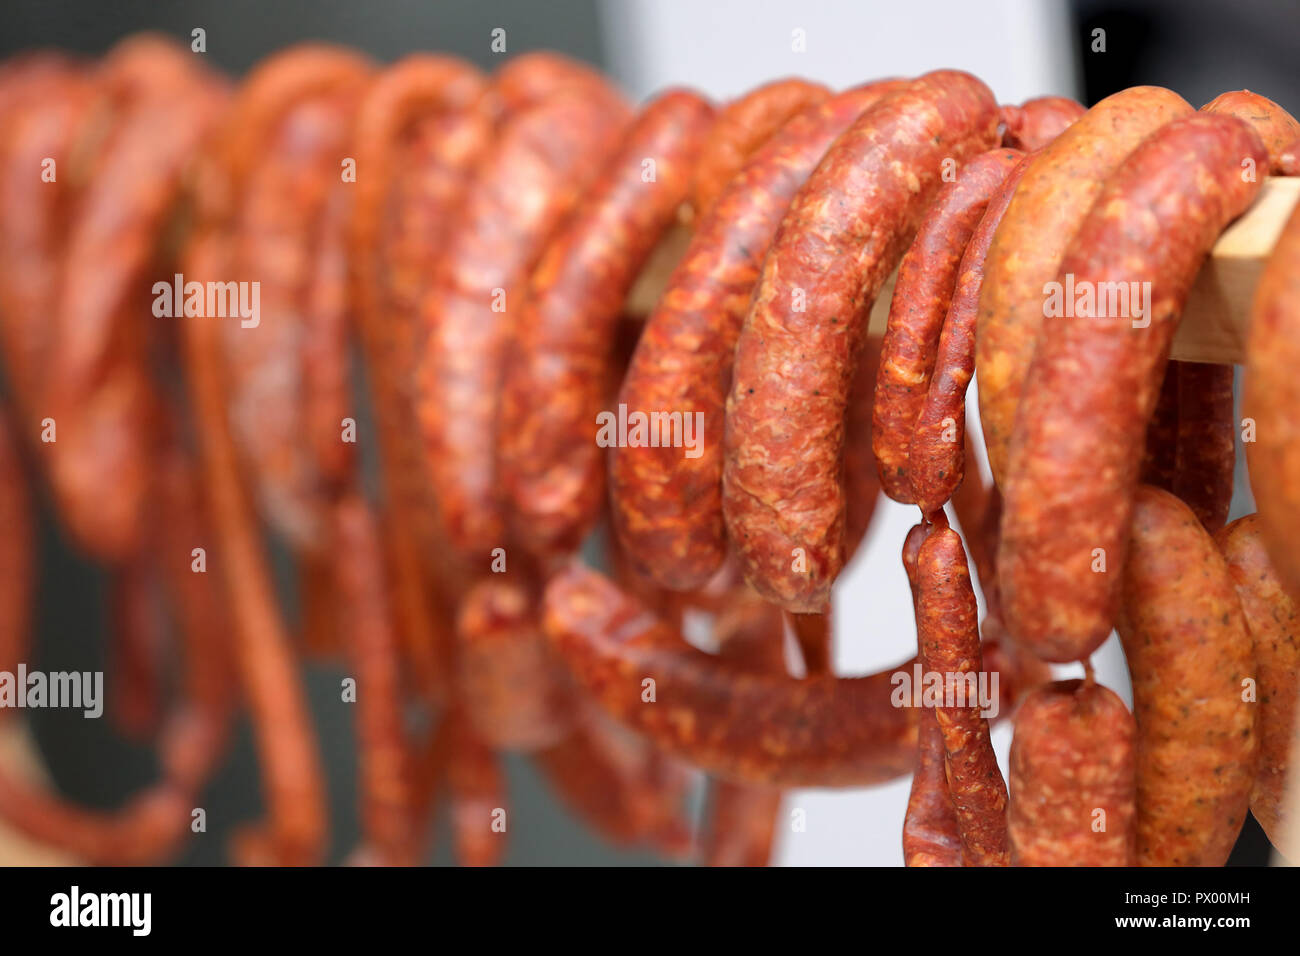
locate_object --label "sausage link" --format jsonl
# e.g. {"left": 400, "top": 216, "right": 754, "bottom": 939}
{"left": 998, "top": 114, "right": 1266, "bottom": 662}
{"left": 901, "top": 520, "right": 962, "bottom": 867}
{"left": 1172, "top": 361, "right": 1235, "bottom": 532}
{"left": 542, "top": 562, "right": 918, "bottom": 787}
{"left": 45, "top": 52, "right": 223, "bottom": 559}
{"left": 420, "top": 84, "right": 630, "bottom": 568}
{"left": 0, "top": 62, "right": 90, "bottom": 435}
{"left": 1139, "top": 361, "right": 1181, "bottom": 493}
{"left": 444, "top": 709, "right": 507, "bottom": 867}
{"left": 1118, "top": 486, "right": 1257, "bottom": 865}
{"left": 611, "top": 80, "right": 906, "bottom": 592}
{"left": 905, "top": 149, "right": 1029, "bottom": 514}
{"left": 904, "top": 712, "right": 964, "bottom": 866}
{"left": 535, "top": 710, "right": 693, "bottom": 858}
{"left": 725, "top": 70, "right": 999, "bottom": 612}
{"left": 1244, "top": 201, "right": 1300, "bottom": 592}
{"left": 0, "top": 410, "right": 32, "bottom": 697}
{"left": 491, "top": 51, "right": 613, "bottom": 116}
{"left": 181, "top": 173, "right": 327, "bottom": 867}
{"left": 691, "top": 78, "right": 830, "bottom": 215}
{"left": 701, "top": 593, "right": 786, "bottom": 866}
{"left": 916, "top": 526, "right": 1010, "bottom": 866}
{"left": 334, "top": 493, "right": 417, "bottom": 866}
{"left": 348, "top": 55, "right": 491, "bottom": 700}
{"left": 977, "top": 86, "right": 1192, "bottom": 487}
{"left": 1215, "top": 514, "right": 1298, "bottom": 851}
{"left": 455, "top": 575, "right": 570, "bottom": 751}
{"left": 499, "top": 90, "right": 716, "bottom": 563}
{"left": 1202, "top": 89, "right": 1300, "bottom": 173}
{"left": 225, "top": 91, "right": 358, "bottom": 552}
{"left": 998, "top": 95, "right": 1085, "bottom": 151}
{"left": 1008, "top": 679, "right": 1137, "bottom": 866}
{"left": 843, "top": 334, "right": 885, "bottom": 562}
{"left": 873, "top": 147, "right": 1022, "bottom": 504}
{"left": 107, "top": 557, "right": 165, "bottom": 739}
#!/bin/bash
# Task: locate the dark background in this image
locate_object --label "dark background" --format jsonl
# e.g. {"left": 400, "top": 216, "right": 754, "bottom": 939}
{"left": 2, "top": 0, "right": 1295, "bottom": 866}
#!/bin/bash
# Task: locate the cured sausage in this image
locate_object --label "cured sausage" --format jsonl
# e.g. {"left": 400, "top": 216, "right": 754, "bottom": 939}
{"left": 334, "top": 493, "right": 416, "bottom": 866}
{"left": 916, "top": 525, "right": 1009, "bottom": 866}
{"left": 44, "top": 46, "right": 224, "bottom": 559}
{"left": 1215, "top": 514, "right": 1299, "bottom": 852}
{"left": 1244, "top": 201, "right": 1300, "bottom": 593}
{"left": 977, "top": 86, "right": 1193, "bottom": 487}
{"left": 348, "top": 54, "right": 491, "bottom": 701}
{"left": 419, "top": 82, "right": 630, "bottom": 568}
{"left": 181, "top": 165, "right": 327, "bottom": 867}
{"left": 1117, "top": 486, "right": 1256, "bottom": 866}
{"left": 1140, "top": 362, "right": 1181, "bottom": 494}
{"left": 843, "top": 334, "right": 885, "bottom": 562}
{"left": 903, "top": 712, "right": 963, "bottom": 867}
{"left": 691, "top": 78, "right": 829, "bottom": 215}
{"left": 0, "top": 410, "right": 31, "bottom": 696}
{"left": 873, "top": 147, "right": 1022, "bottom": 504}
{"left": 455, "top": 575, "right": 569, "bottom": 751}
{"left": 610, "top": 80, "right": 906, "bottom": 592}
{"left": 701, "top": 593, "right": 786, "bottom": 866}
{"left": 998, "top": 96, "right": 1085, "bottom": 151}
{"left": 901, "top": 520, "right": 962, "bottom": 867}
{"left": 1202, "top": 89, "right": 1300, "bottom": 173}
{"left": 725, "top": 70, "right": 999, "bottom": 612}
{"left": 542, "top": 561, "right": 919, "bottom": 787}
{"left": 499, "top": 89, "right": 715, "bottom": 564}
{"left": 907, "top": 150, "right": 1030, "bottom": 515}
{"left": 1171, "top": 361, "right": 1235, "bottom": 533}
{"left": 998, "top": 113, "right": 1266, "bottom": 662}
{"left": 444, "top": 709, "right": 506, "bottom": 867}
{"left": 1008, "top": 679, "right": 1137, "bottom": 866}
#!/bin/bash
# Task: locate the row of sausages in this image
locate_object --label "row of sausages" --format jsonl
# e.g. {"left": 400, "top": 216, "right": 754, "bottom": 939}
{"left": 2, "top": 33, "right": 1299, "bottom": 865}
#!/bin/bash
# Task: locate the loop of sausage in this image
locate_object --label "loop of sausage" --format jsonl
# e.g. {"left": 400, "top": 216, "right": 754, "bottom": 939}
{"left": 610, "top": 80, "right": 906, "bottom": 592}
{"left": 977, "top": 86, "right": 1193, "bottom": 488}
{"left": 873, "top": 146, "right": 1022, "bottom": 505}
{"left": 724, "top": 70, "right": 1000, "bottom": 612}
{"left": 901, "top": 520, "right": 963, "bottom": 867}
{"left": 1008, "top": 679, "right": 1137, "bottom": 866}
{"left": 224, "top": 90, "right": 360, "bottom": 553}
{"left": 0, "top": 429, "right": 233, "bottom": 864}
{"left": 499, "top": 89, "right": 716, "bottom": 565}
{"left": 998, "top": 95, "right": 1085, "bottom": 151}
{"left": 420, "top": 81, "right": 631, "bottom": 570}
{"left": 0, "top": 58, "right": 90, "bottom": 439}
{"left": 181, "top": 169, "right": 328, "bottom": 867}
{"left": 1201, "top": 89, "right": 1300, "bottom": 173}
{"left": 348, "top": 54, "right": 491, "bottom": 700}
{"left": 444, "top": 709, "right": 507, "bottom": 867}
{"left": 1117, "top": 486, "right": 1257, "bottom": 866}
{"left": 701, "top": 586, "right": 787, "bottom": 866}
{"left": 907, "top": 150, "right": 1029, "bottom": 515}
{"left": 0, "top": 410, "right": 32, "bottom": 704}
{"left": 1215, "top": 514, "right": 1300, "bottom": 852}
{"left": 690, "top": 77, "right": 830, "bottom": 216}
{"left": 1244, "top": 201, "right": 1300, "bottom": 593}
{"left": 916, "top": 526, "right": 1010, "bottom": 865}
{"left": 455, "top": 575, "right": 570, "bottom": 752}
{"left": 535, "top": 707, "right": 694, "bottom": 858}
{"left": 542, "top": 562, "right": 919, "bottom": 788}
{"left": 43, "top": 42, "right": 223, "bottom": 560}
{"left": 333, "top": 493, "right": 417, "bottom": 866}
{"left": 997, "top": 114, "right": 1266, "bottom": 662}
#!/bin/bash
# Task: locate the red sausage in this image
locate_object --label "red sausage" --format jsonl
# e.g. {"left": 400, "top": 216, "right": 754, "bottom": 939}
{"left": 725, "top": 70, "right": 999, "bottom": 612}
